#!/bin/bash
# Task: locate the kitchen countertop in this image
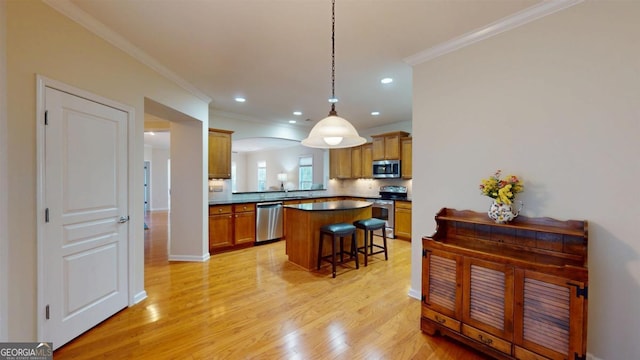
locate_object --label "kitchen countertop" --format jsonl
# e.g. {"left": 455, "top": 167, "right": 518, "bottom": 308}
{"left": 209, "top": 194, "right": 411, "bottom": 206}
{"left": 284, "top": 200, "right": 372, "bottom": 211}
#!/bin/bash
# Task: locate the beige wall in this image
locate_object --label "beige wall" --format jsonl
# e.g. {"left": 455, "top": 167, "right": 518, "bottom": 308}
{"left": 6, "top": 0, "right": 209, "bottom": 341}
{"left": 0, "top": 0, "right": 8, "bottom": 342}
{"left": 411, "top": 2, "right": 640, "bottom": 359}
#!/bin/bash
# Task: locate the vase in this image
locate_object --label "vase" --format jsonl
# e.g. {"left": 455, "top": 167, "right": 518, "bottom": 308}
{"left": 487, "top": 200, "right": 521, "bottom": 224}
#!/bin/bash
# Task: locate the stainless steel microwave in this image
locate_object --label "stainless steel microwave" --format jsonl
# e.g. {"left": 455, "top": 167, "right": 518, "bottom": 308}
{"left": 372, "top": 160, "right": 401, "bottom": 178}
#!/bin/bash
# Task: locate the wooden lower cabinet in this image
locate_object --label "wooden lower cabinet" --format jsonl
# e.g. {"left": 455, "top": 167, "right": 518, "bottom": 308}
{"left": 209, "top": 203, "right": 256, "bottom": 253}
{"left": 394, "top": 200, "right": 411, "bottom": 240}
{"left": 209, "top": 205, "right": 233, "bottom": 251}
{"left": 233, "top": 204, "right": 256, "bottom": 245}
{"left": 421, "top": 208, "right": 588, "bottom": 360}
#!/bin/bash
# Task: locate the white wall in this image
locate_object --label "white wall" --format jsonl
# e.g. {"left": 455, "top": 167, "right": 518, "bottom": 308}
{"left": 242, "top": 145, "right": 326, "bottom": 192}
{"left": 169, "top": 120, "right": 208, "bottom": 261}
{"left": 6, "top": 0, "right": 209, "bottom": 341}
{"left": 411, "top": 2, "right": 640, "bottom": 359}
{"left": 0, "top": 0, "right": 8, "bottom": 342}
{"left": 151, "top": 148, "right": 170, "bottom": 210}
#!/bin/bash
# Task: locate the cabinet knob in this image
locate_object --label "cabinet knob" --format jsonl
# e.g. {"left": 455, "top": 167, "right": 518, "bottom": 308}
{"left": 478, "top": 334, "right": 493, "bottom": 345}
{"left": 218, "top": 208, "right": 222, "bottom": 212}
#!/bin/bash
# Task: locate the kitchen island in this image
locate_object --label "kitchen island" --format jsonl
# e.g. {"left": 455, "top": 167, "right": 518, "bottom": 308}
{"left": 284, "top": 200, "right": 372, "bottom": 271}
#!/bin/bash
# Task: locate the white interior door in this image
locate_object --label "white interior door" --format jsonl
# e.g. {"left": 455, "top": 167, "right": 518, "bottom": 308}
{"left": 42, "top": 87, "right": 129, "bottom": 349}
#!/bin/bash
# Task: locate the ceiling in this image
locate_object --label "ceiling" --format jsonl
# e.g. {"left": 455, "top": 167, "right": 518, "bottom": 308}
{"left": 64, "top": 0, "right": 539, "bottom": 148}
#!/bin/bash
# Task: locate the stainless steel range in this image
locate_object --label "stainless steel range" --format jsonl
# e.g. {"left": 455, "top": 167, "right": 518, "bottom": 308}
{"left": 366, "top": 185, "right": 408, "bottom": 239}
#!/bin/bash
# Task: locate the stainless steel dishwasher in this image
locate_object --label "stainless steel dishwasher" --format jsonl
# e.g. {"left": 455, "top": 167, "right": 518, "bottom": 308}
{"left": 255, "top": 201, "right": 284, "bottom": 243}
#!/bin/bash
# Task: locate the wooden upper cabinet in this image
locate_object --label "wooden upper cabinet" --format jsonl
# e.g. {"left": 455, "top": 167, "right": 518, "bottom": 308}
{"left": 371, "top": 131, "right": 410, "bottom": 160}
{"left": 351, "top": 146, "right": 362, "bottom": 178}
{"left": 329, "top": 148, "right": 352, "bottom": 179}
{"left": 401, "top": 137, "right": 412, "bottom": 179}
{"left": 208, "top": 128, "right": 233, "bottom": 179}
{"left": 361, "top": 143, "right": 373, "bottom": 178}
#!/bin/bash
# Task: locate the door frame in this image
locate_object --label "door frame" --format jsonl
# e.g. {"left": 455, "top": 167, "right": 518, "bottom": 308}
{"left": 35, "top": 75, "right": 138, "bottom": 339}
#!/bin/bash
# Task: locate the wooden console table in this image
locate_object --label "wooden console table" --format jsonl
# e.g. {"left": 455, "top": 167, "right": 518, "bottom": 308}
{"left": 421, "top": 208, "right": 588, "bottom": 360}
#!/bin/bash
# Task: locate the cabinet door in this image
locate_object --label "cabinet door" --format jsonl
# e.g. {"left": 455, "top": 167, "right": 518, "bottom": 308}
{"left": 329, "top": 148, "right": 352, "bottom": 179}
{"left": 513, "top": 270, "right": 587, "bottom": 360}
{"left": 361, "top": 143, "right": 373, "bottom": 178}
{"left": 401, "top": 137, "right": 412, "bottom": 179}
{"left": 208, "top": 129, "right": 232, "bottom": 179}
{"left": 372, "top": 137, "right": 385, "bottom": 160}
{"left": 384, "top": 135, "right": 401, "bottom": 159}
{"left": 351, "top": 146, "right": 362, "bottom": 178}
{"left": 209, "top": 214, "right": 233, "bottom": 251}
{"left": 234, "top": 211, "right": 256, "bottom": 244}
{"left": 462, "top": 258, "right": 514, "bottom": 341}
{"left": 422, "top": 248, "right": 463, "bottom": 320}
{"left": 394, "top": 201, "right": 411, "bottom": 240}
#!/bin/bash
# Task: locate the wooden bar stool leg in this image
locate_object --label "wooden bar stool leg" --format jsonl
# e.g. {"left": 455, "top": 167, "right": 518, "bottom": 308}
{"left": 331, "top": 234, "right": 337, "bottom": 278}
{"left": 352, "top": 232, "right": 359, "bottom": 269}
{"left": 317, "top": 232, "right": 324, "bottom": 270}
{"left": 363, "top": 228, "right": 369, "bottom": 267}
{"left": 382, "top": 226, "right": 388, "bottom": 260}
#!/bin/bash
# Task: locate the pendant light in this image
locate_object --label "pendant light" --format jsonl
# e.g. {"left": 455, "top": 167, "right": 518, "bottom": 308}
{"left": 301, "top": 0, "right": 366, "bottom": 149}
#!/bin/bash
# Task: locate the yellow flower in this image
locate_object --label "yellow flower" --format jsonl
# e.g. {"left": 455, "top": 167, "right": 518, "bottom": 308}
{"left": 479, "top": 170, "right": 523, "bottom": 204}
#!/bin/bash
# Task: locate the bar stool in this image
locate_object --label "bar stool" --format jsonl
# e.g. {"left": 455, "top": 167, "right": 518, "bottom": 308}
{"left": 353, "top": 218, "right": 388, "bottom": 266}
{"left": 317, "top": 223, "right": 359, "bottom": 278}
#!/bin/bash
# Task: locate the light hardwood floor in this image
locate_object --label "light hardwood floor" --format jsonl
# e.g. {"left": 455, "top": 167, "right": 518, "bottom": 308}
{"left": 53, "top": 211, "right": 488, "bottom": 359}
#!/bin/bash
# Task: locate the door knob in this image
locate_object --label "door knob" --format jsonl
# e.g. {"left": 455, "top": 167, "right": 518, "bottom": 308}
{"left": 118, "top": 216, "right": 130, "bottom": 223}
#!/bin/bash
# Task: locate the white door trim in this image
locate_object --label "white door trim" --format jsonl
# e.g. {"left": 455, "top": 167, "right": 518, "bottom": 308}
{"left": 35, "top": 75, "right": 140, "bottom": 341}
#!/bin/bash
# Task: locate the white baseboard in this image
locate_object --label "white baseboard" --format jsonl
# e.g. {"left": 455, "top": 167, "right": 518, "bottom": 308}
{"left": 408, "top": 287, "right": 421, "bottom": 300}
{"left": 168, "top": 253, "right": 210, "bottom": 262}
{"left": 132, "top": 290, "right": 147, "bottom": 305}
{"left": 586, "top": 353, "right": 602, "bottom": 360}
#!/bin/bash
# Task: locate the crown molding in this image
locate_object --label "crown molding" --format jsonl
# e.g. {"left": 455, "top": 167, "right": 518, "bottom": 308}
{"left": 42, "top": 0, "right": 212, "bottom": 104}
{"left": 404, "top": 0, "right": 584, "bottom": 66}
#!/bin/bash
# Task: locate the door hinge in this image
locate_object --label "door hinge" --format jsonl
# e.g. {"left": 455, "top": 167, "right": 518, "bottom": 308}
{"left": 574, "top": 353, "right": 586, "bottom": 360}
{"left": 44, "top": 110, "right": 48, "bottom": 125}
{"left": 567, "top": 283, "right": 588, "bottom": 299}
{"left": 421, "top": 294, "right": 426, "bottom": 303}
{"left": 45, "top": 208, "right": 49, "bottom": 223}
{"left": 422, "top": 248, "right": 430, "bottom": 257}
{"left": 45, "top": 305, "right": 50, "bottom": 320}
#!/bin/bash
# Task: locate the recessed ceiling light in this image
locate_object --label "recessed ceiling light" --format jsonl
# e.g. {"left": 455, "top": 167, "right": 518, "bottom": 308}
{"left": 371, "top": 112, "right": 380, "bottom": 116}
{"left": 234, "top": 97, "right": 246, "bottom": 103}
{"left": 293, "top": 111, "right": 302, "bottom": 116}
{"left": 380, "top": 77, "right": 393, "bottom": 84}
{"left": 328, "top": 97, "right": 338, "bottom": 103}
{"left": 289, "top": 120, "right": 296, "bottom": 124}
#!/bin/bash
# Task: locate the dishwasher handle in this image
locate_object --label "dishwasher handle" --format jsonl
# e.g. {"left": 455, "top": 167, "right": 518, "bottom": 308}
{"left": 256, "top": 202, "right": 283, "bottom": 208}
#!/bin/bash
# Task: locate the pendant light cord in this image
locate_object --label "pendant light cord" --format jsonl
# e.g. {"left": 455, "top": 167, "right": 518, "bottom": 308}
{"left": 330, "top": 0, "right": 337, "bottom": 115}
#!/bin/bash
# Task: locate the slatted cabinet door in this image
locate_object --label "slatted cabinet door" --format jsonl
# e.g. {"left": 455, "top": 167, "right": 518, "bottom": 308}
{"left": 462, "top": 257, "right": 515, "bottom": 354}
{"left": 513, "top": 270, "right": 587, "bottom": 360}
{"left": 422, "top": 249, "right": 463, "bottom": 329}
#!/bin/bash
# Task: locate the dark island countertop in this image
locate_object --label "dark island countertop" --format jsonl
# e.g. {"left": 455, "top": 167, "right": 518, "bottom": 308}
{"left": 284, "top": 200, "right": 372, "bottom": 211}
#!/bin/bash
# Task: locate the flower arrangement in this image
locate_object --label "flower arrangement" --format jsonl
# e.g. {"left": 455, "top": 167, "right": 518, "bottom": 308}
{"left": 479, "top": 170, "right": 523, "bottom": 205}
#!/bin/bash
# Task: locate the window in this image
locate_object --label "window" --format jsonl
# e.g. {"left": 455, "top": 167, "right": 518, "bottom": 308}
{"left": 231, "top": 161, "right": 237, "bottom": 193}
{"left": 298, "top": 156, "right": 313, "bottom": 190}
{"left": 257, "top": 161, "right": 266, "bottom": 191}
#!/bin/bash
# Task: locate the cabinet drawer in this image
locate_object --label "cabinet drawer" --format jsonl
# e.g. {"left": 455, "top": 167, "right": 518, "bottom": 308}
{"left": 233, "top": 203, "right": 255, "bottom": 213}
{"left": 514, "top": 346, "right": 550, "bottom": 360}
{"left": 462, "top": 324, "right": 512, "bottom": 355}
{"left": 209, "top": 205, "right": 232, "bottom": 215}
{"left": 422, "top": 307, "right": 460, "bottom": 332}
{"left": 395, "top": 200, "right": 411, "bottom": 209}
